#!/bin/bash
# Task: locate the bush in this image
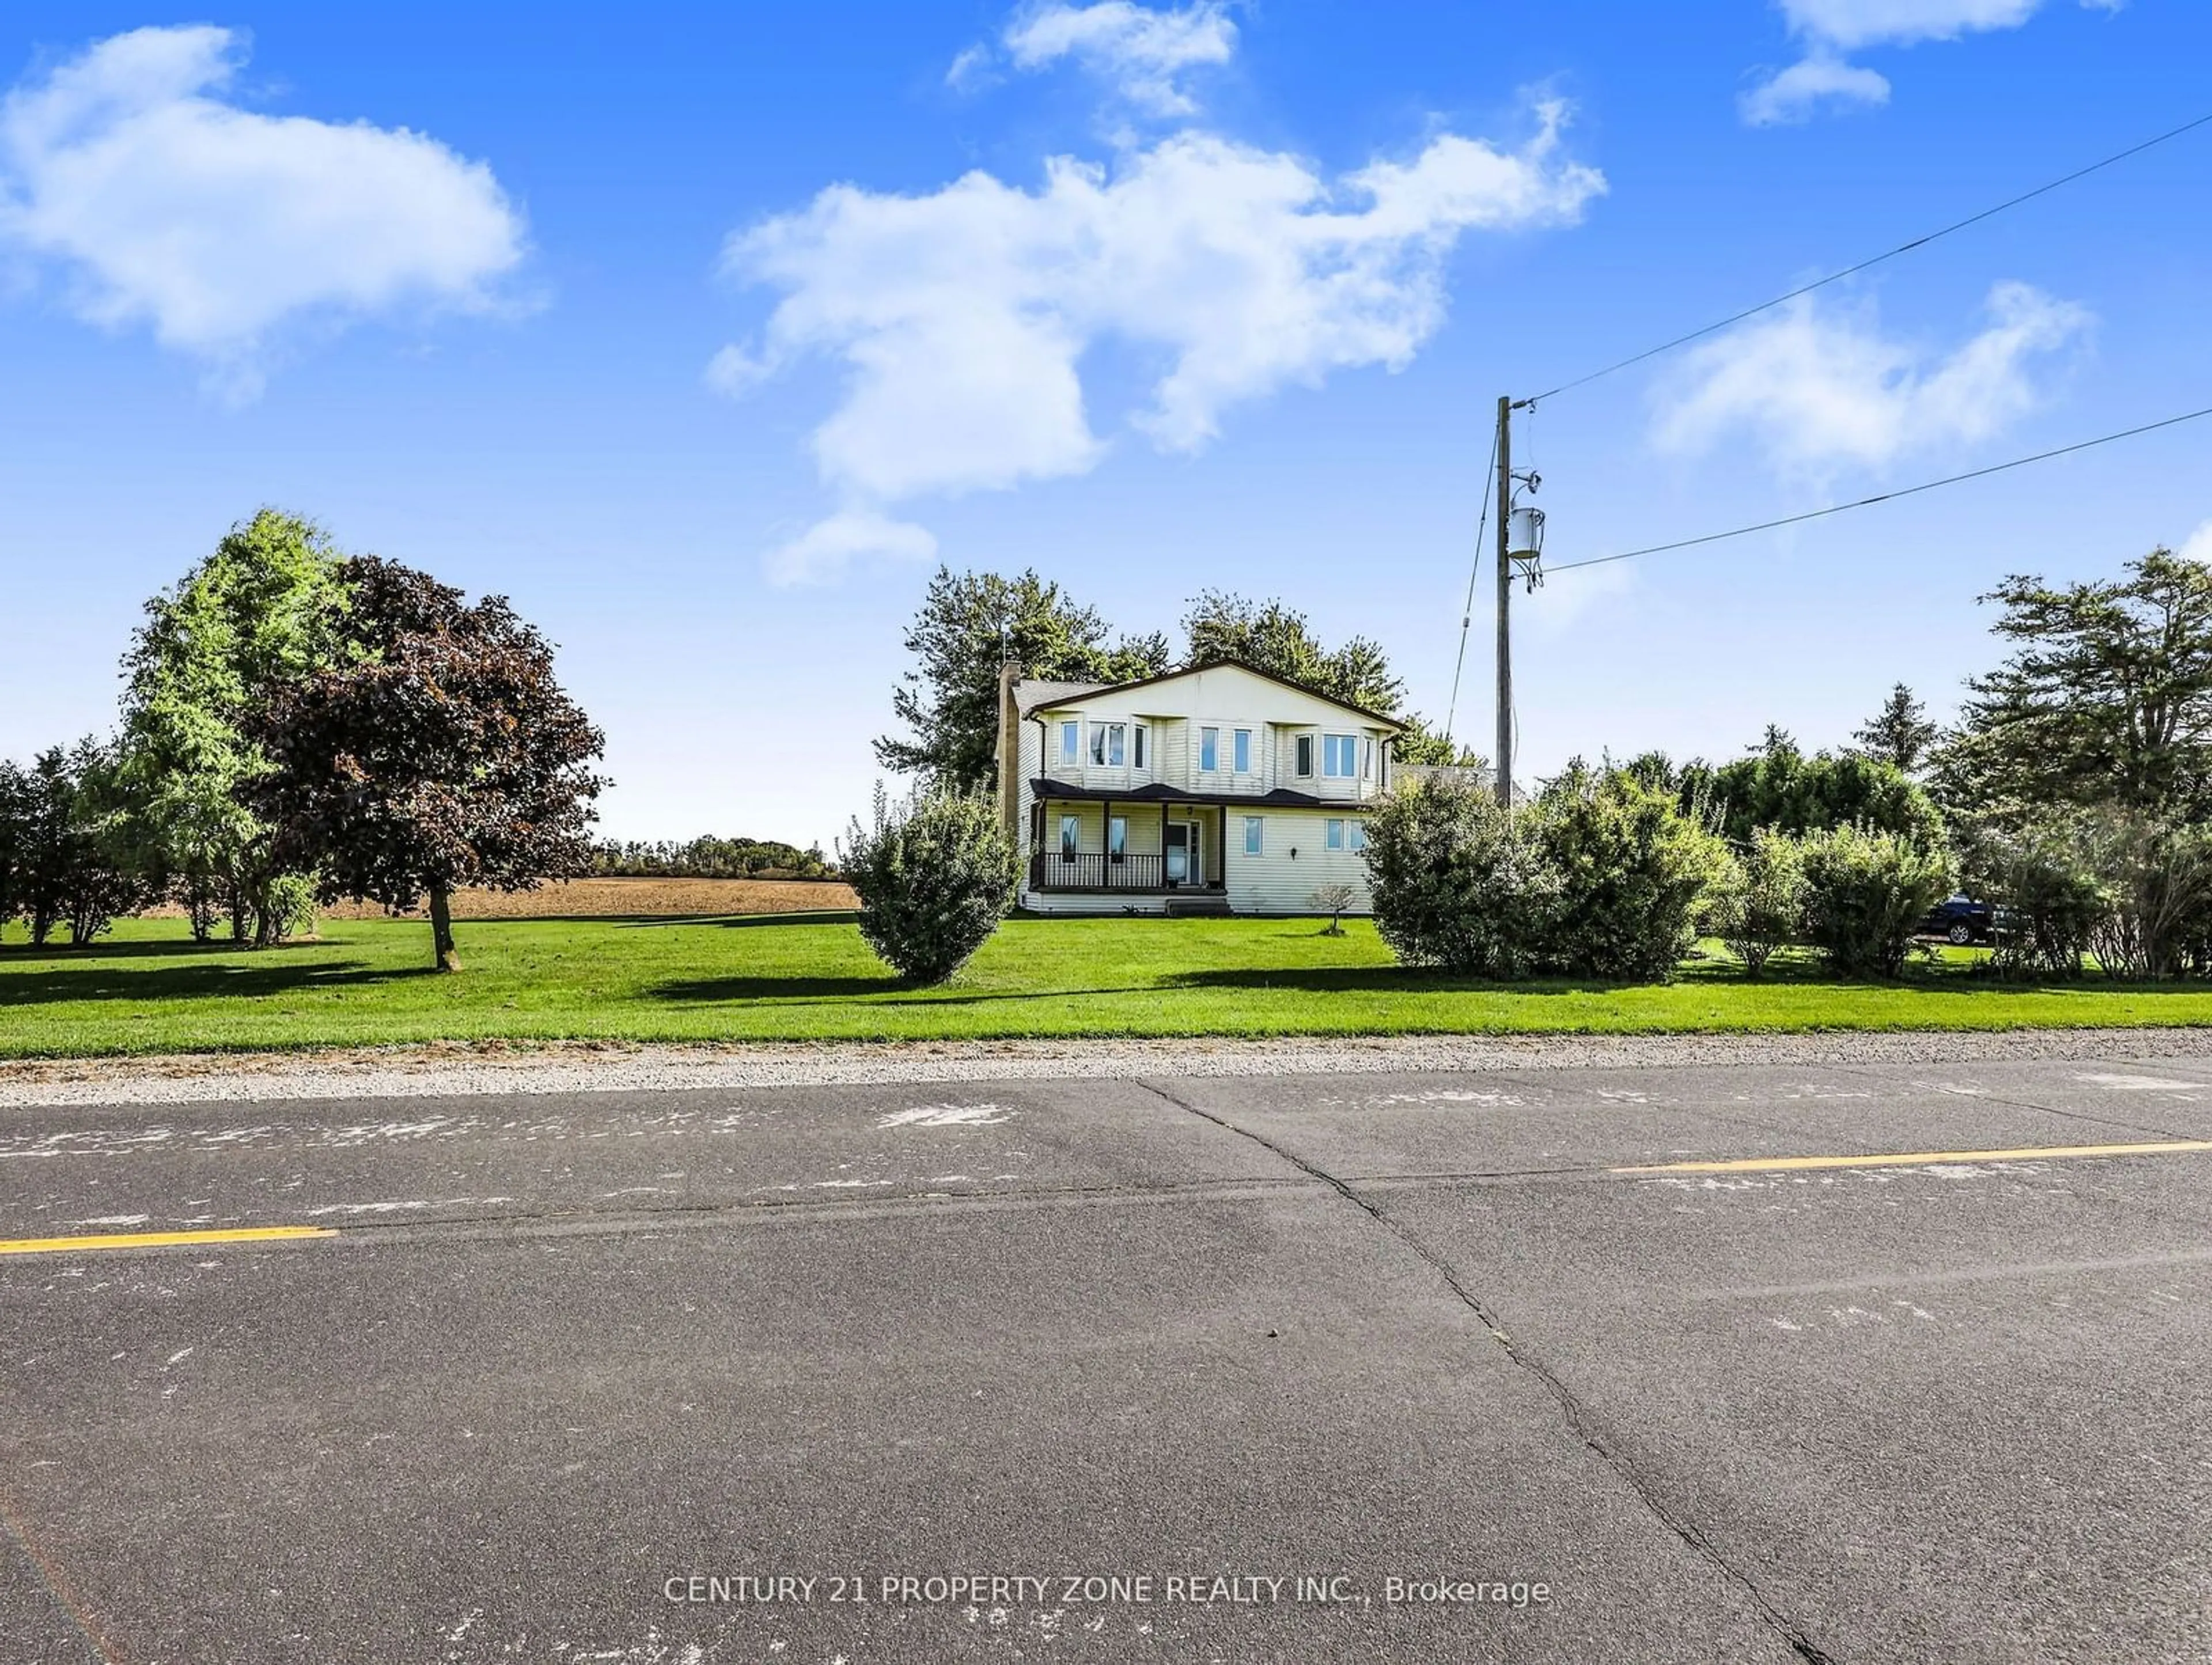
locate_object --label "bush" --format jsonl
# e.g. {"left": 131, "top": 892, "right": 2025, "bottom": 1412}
{"left": 2078, "top": 809, "right": 2212, "bottom": 981}
{"left": 1799, "top": 826, "right": 1951, "bottom": 978}
{"left": 839, "top": 785, "right": 1016, "bottom": 983}
{"left": 1958, "top": 819, "right": 2103, "bottom": 980}
{"left": 1713, "top": 827, "right": 1806, "bottom": 978}
{"left": 1536, "top": 767, "right": 1730, "bottom": 982}
{"left": 1363, "top": 773, "right": 1560, "bottom": 977}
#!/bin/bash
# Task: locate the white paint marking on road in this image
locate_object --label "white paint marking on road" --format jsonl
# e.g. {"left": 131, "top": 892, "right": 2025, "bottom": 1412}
{"left": 2075, "top": 1072, "right": 2202, "bottom": 1092}
{"left": 304, "top": 1197, "right": 516, "bottom": 1216}
{"left": 165, "top": 1347, "right": 193, "bottom": 1366}
{"left": 811, "top": 1179, "right": 893, "bottom": 1189}
{"left": 70, "top": 1214, "right": 150, "bottom": 1227}
{"left": 877, "top": 1103, "right": 1014, "bottom": 1127}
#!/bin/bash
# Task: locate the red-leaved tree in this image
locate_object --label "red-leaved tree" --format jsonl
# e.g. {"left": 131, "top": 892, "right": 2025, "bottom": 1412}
{"left": 252, "top": 558, "right": 607, "bottom": 970}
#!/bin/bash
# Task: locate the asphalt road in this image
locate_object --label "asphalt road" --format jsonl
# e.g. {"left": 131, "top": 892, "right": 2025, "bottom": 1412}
{"left": 5, "top": 1051, "right": 2212, "bottom": 1664}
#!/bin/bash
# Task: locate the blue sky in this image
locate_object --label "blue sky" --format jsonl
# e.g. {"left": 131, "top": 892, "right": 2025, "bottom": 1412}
{"left": 2, "top": 1, "right": 2206, "bottom": 850}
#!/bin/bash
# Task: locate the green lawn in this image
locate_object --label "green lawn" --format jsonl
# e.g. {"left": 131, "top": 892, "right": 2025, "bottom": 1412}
{"left": 3, "top": 911, "right": 2211, "bottom": 1059}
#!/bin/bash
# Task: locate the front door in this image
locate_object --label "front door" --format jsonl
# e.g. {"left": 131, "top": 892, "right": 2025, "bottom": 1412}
{"left": 1165, "top": 821, "right": 1189, "bottom": 885}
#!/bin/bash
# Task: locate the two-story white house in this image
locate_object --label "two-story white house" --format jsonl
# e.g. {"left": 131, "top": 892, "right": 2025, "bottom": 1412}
{"left": 994, "top": 659, "right": 1404, "bottom": 915}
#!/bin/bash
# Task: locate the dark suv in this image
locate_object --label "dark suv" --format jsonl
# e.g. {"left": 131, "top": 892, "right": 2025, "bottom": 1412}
{"left": 1920, "top": 893, "right": 1995, "bottom": 945}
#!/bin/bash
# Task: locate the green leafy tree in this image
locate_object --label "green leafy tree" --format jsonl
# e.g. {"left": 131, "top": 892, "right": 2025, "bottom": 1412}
{"left": 1851, "top": 683, "right": 1940, "bottom": 775}
{"left": 1393, "top": 716, "right": 1484, "bottom": 768}
{"left": 0, "top": 760, "right": 28, "bottom": 941}
{"left": 1536, "top": 765, "right": 1730, "bottom": 982}
{"left": 1180, "top": 590, "right": 1404, "bottom": 713}
{"left": 1934, "top": 549, "right": 2212, "bottom": 825}
{"left": 840, "top": 784, "right": 1017, "bottom": 982}
{"left": 1798, "top": 825, "right": 1952, "bottom": 978}
{"left": 118, "top": 509, "right": 351, "bottom": 944}
{"left": 878, "top": 566, "right": 1170, "bottom": 792}
{"left": 1712, "top": 827, "right": 1808, "bottom": 978}
{"left": 1677, "top": 744, "right": 1944, "bottom": 848}
{"left": 5, "top": 741, "right": 148, "bottom": 946}
{"left": 252, "top": 558, "right": 608, "bottom": 971}
{"left": 1956, "top": 815, "right": 2103, "bottom": 980}
{"left": 1362, "top": 772, "right": 1560, "bottom": 977}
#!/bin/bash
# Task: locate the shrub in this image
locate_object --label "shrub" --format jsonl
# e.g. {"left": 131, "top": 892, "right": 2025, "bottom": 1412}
{"left": 1311, "top": 881, "right": 1357, "bottom": 936}
{"left": 839, "top": 785, "right": 1016, "bottom": 983}
{"left": 1713, "top": 827, "right": 1806, "bottom": 978}
{"left": 1958, "top": 819, "right": 2103, "bottom": 980}
{"left": 2078, "top": 809, "right": 2212, "bottom": 981}
{"left": 1536, "top": 767, "right": 1730, "bottom": 982}
{"left": 1363, "top": 773, "right": 1560, "bottom": 977}
{"left": 1799, "top": 826, "right": 1952, "bottom": 978}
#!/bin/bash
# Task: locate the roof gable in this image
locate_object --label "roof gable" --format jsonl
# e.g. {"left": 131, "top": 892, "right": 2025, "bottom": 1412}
{"left": 1022, "top": 659, "right": 1404, "bottom": 730}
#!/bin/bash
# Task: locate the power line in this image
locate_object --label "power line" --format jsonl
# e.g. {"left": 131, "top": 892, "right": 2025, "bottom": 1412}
{"left": 1442, "top": 417, "right": 1501, "bottom": 743}
{"left": 1528, "top": 110, "right": 2212, "bottom": 405}
{"left": 1546, "top": 404, "right": 2212, "bottom": 574}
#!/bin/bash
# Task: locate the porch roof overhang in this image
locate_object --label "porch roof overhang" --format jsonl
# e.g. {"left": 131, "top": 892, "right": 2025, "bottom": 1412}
{"left": 1030, "top": 777, "right": 1343, "bottom": 811}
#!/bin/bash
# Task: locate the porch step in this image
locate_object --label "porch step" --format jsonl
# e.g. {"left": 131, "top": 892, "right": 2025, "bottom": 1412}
{"left": 1164, "top": 895, "right": 1234, "bottom": 918}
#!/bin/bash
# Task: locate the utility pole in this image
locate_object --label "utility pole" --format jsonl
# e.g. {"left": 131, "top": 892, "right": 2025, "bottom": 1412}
{"left": 1493, "top": 394, "right": 1513, "bottom": 809}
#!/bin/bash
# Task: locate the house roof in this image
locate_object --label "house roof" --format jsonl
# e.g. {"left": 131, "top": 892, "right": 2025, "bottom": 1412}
{"left": 1019, "top": 657, "right": 1407, "bottom": 731}
{"left": 1012, "top": 678, "right": 1112, "bottom": 714}
{"left": 1031, "top": 777, "right": 1371, "bottom": 812}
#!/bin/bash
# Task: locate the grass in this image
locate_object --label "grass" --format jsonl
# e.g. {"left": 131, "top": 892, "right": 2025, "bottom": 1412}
{"left": 3, "top": 911, "right": 2212, "bottom": 1060}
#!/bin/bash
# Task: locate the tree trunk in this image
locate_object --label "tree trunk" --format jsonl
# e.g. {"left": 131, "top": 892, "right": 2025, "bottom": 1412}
{"left": 428, "top": 883, "right": 460, "bottom": 972}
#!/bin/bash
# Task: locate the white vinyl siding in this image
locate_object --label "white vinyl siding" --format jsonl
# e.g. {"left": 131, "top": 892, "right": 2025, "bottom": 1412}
{"left": 1225, "top": 811, "right": 1374, "bottom": 917}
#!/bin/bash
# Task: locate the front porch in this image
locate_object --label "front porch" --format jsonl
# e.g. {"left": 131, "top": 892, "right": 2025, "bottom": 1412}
{"left": 1027, "top": 799, "right": 1225, "bottom": 899}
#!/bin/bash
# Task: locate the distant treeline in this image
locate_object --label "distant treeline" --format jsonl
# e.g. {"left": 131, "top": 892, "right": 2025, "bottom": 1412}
{"left": 592, "top": 835, "right": 832, "bottom": 880}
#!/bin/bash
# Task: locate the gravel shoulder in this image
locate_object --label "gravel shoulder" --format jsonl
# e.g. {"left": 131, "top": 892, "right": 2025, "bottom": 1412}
{"left": 9, "top": 1027, "right": 2212, "bottom": 1106}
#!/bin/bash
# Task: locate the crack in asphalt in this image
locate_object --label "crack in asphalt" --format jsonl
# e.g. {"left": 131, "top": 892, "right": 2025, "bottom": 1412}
{"left": 1135, "top": 1077, "right": 1840, "bottom": 1665}
{"left": 1824, "top": 1062, "right": 2205, "bottom": 1144}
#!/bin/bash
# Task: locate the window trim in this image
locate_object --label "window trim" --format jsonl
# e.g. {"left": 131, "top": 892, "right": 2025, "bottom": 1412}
{"left": 1294, "top": 734, "right": 1315, "bottom": 778}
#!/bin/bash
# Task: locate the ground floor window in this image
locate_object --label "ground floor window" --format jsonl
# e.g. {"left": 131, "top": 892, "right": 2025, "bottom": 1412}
{"left": 1244, "top": 816, "right": 1263, "bottom": 856}
{"left": 1109, "top": 816, "right": 1127, "bottom": 860}
{"left": 1060, "top": 814, "right": 1080, "bottom": 858}
{"left": 1350, "top": 820, "right": 1367, "bottom": 852}
{"left": 1325, "top": 818, "right": 1344, "bottom": 850}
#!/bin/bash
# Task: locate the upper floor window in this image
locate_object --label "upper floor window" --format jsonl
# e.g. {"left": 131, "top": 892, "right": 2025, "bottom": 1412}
{"left": 1361, "top": 737, "right": 1374, "bottom": 780}
{"left": 1134, "top": 724, "right": 1147, "bottom": 769}
{"left": 1090, "top": 721, "right": 1127, "bottom": 766}
{"left": 1233, "top": 728, "right": 1252, "bottom": 773}
{"left": 1059, "top": 721, "right": 1079, "bottom": 765}
{"left": 1200, "top": 727, "right": 1219, "bottom": 772}
{"left": 1294, "top": 735, "right": 1315, "bottom": 777}
{"left": 1322, "top": 734, "right": 1358, "bottom": 778}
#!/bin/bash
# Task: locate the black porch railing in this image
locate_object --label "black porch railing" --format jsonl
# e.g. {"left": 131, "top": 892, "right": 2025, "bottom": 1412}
{"left": 1029, "top": 852, "right": 1177, "bottom": 892}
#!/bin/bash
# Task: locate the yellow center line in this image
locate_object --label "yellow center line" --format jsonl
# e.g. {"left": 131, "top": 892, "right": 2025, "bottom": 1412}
{"left": 1615, "top": 1139, "right": 2212, "bottom": 1176}
{"left": 0, "top": 1225, "right": 336, "bottom": 1257}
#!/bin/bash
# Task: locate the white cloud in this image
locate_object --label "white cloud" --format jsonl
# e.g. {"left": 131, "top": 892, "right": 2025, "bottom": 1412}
{"left": 764, "top": 509, "right": 940, "bottom": 588}
{"left": 717, "top": 102, "right": 1604, "bottom": 509}
{"left": 1739, "top": 54, "right": 1891, "bottom": 125}
{"left": 1653, "top": 281, "right": 2092, "bottom": 477}
{"left": 0, "top": 25, "right": 525, "bottom": 393}
{"left": 1001, "top": 2, "right": 1237, "bottom": 117}
{"left": 1774, "top": 0, "right": 2040, "bottom": 50}
{"left": 1744, "top": 0, "right": 2115, "bottom": 124}
{"left": 2179, "top": 520, "right": 2212, "bottom": 566}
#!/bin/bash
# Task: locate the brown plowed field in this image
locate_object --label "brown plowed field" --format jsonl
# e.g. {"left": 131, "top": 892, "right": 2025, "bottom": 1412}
{"left": 310, "top": 877, "right": 856, "bottom": 919}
